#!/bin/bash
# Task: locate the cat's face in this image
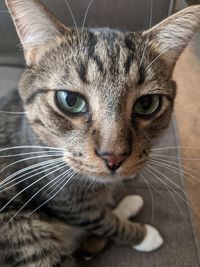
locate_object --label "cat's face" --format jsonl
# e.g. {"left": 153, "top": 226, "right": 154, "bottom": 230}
{"left": 19, "top": 30, "right": 175, "bottom": 181}
{"left": 6, "top": 0, "right": 200, "bottom": 182}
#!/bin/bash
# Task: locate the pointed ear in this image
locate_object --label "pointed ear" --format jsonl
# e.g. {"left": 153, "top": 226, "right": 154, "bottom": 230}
{"left": 143, "top": 5, "right": 200, "bottom": 65}
{"left": 5, "top": 0, "right": 70, "bottom": 65}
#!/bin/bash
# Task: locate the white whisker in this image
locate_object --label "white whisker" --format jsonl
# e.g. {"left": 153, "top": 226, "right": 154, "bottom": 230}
{"left": 0, "top": 154, "right": 64, "bottom": 174}
{"left": 139, "top": 172, "right": 155, "bottom": 223}
{"left": 28, "top": 171, "right": 78, "bottom": 216}
{"left": 82, "top": 0, "right": 94, "bottom": 35}
{"left": 145, "top": 45, "right": 175, "bottom": 71}
{"left": 149, "top": 158, "right": 200, "bottom": 184}
{"left": 0, "top": 111, "right": 27, "bottom": 115}
{"left": 0, "top": 158, "right": 63, "bottom": 187}
{"left": 139, "top": 0, "right": 153, "bottom": 68}
{"left": 7, "top": 163, "right": 67, "bottom": 224}
{"left": 147, "top": 164, "right": 200, "bottom": 218}
{"left": 0, "top": 163, "right": 66, "bottom": 214}
{"left": 44, "top": 168, "right": 74, "bottom": 198}
{"left": 0, "top": 150, "right": 64, "bottom": 158}
{"left": 0, "top": 160, "right": 64, "bottom": 193}
{"left": 0, "top": 146, "right": 66, "bottom": 153}
{"left": 64, "top": 0, "right": 80, "bottom": 43}
{"left": 151, "top": 146, "right": 200, "bottom": 151}
{"left": 145, "top": 166, "right": 190, "bottom": 227}
{"left": 151, "top": 153, "right": 200, "bottom": 160}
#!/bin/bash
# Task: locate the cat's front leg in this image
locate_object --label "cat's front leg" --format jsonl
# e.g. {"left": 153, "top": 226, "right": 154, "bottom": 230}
{"left": 78, "top": 195, "right": 163, "bottom": 253}
{"left": 81, "top": 195, "right": 145, "bottom": 256}
{"left": 113, "top": 195, "right": 163, "bottom": 252}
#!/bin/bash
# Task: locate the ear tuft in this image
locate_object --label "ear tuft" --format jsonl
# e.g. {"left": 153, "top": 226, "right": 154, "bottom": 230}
{"left": 144, "top": 5, "right": 200, "bottom": 65}
{"left": 5, "top": 0, "right": 69, "bottom": 64}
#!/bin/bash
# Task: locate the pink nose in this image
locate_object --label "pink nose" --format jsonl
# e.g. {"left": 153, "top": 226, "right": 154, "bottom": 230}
{"left": 97, "top": 152, "right": 128, "bottom": 172}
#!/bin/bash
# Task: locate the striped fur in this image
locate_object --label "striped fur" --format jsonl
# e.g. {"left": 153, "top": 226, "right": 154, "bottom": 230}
{"left": 1, "top": 1, "right": 200, "bottom": 266}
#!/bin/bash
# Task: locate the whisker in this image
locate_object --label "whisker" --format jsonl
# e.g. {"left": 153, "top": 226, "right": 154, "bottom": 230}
{"left": 0, "top": 150, "right": 64, "bottom": 158}
{"left": 150, "top": 155, "right": 200, "bottom": 176}
{"left": 149, "top": 158, "right": 200, "bottom": 184}
{"left": 0, "top": 154, "right": 64, "bottom": 174}
{"left": 145, "top": 45, "right": 175, "bottom": 71}
{"left": 146, "top": 164, "right": 200, "bottom": 218}
{"left": 0, "top": 163, "right": 66, "bottom": 214}
{"left": 64, "top": 0, "right": 80, "bottom": 43}
{"left": 151, "top": 146, "right": 200, "bottom": 151}
{"left": 0, "top": 111, "right": 27, "bottom": 115}
{"left": 0, "top": 158, "right": 63, "bottom": 187}
{"left": 151, "top": 153, "right": 200, "bottom": 161}
{"left": 0, "top": 146, "right": 66, "bottom": 153}
{"left": 44, "top": 168, "right": 74, "bottom": 198}
{"left": 7, "top": 163, "right": 67, "bottom": 224}
{"left": 82, "top": 0, "right": 94, "bottom": 35}
{"left": 0, "top": 160, "right": 64, "bottom": 193}
{"left": 145, "top": 166, "right": 191, "bottom": 227}
{"left": 28, "top": 171, "right": 78, "bottom": 216}
{"left": 139, "top": 0, "right": 153, "bottom": 68}
{"left": 139, "top": 172, "right": 155, "bottom": 223}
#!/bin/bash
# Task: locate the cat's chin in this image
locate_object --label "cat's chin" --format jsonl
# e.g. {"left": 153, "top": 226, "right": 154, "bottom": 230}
{"left": 85, "top": 173, "right": 137, "bottom": 184}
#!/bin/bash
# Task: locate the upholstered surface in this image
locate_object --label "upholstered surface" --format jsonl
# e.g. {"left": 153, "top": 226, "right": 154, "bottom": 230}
{"left": 0, "top": 66, "right": 199, "bottom": 266}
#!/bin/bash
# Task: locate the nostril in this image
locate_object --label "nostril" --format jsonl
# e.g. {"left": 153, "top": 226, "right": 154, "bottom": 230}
{"left": 96, "top": 151, "right": 129, "bottom": 172}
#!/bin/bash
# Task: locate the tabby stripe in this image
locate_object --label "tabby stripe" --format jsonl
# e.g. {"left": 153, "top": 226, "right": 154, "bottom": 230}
{"left": 102, "top": 216, "right": 120, "bottom": 237}
{"left": 77, "top": 61, "right": 88, "bottom": 84}
{"left": 138, "top": 64, "right": 146, "bottom": 85}
{"left": 10, "top": 248, "right": 52, "bottom": 266}
{"left": 25, "top": 89, "right": 51, "bottom": 105}
{"left": 88, "top": 32, "right": 98, "bottom": 57}
{"left": 124, "top": 36, "right": 135, "bottom": 74}
{"left": 87, "top": 32, "right": 104, "bottom": 74}
{"left": 93, "top": 55, "right": 104, "bottom": 73}
{"left": 72, "top": 210, "right": 105, "bottom": 229}
{"left": 124, "top": 53, "right": 134, "bottom": 74}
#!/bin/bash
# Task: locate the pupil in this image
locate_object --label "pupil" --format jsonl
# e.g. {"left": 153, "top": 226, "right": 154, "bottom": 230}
{"left": 66, "top": 94, "right": 77, "bottom": 107}
{"left": 141, "top": 96, "right": 152, "bottom": 110}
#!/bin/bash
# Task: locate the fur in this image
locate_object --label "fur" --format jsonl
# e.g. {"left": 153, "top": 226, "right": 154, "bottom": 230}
{"left": 0, "top": 1, "right": 199, "bottom": 266}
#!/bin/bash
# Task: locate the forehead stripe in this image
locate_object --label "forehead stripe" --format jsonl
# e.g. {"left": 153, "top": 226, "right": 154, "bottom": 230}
{"left": 124, "top": 36, "right": 135, "bottom": 74}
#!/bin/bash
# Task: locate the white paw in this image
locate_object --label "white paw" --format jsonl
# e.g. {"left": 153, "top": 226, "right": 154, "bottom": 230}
{"left": 133, "top": 225, "right": 163, "bottom": 252}
{"left": 113, "top": 195, "right": 144, "bottom": 219}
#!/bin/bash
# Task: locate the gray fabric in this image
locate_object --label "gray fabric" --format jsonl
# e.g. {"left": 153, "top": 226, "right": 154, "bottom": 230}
{"left": 0, "top": 0, "right": 175, "bottom": 66}
{"left": 0, "top": 67, "right": 23, "bottom": 96}
{"left": 0, "top": 66, "right": 199, "bottom": 266}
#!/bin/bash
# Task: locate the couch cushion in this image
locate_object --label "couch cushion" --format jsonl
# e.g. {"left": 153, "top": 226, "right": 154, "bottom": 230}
{"left": 0, "top": 66, "right": 24, "bottom": 97}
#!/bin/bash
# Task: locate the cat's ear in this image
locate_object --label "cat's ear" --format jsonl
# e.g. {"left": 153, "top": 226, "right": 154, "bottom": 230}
{"left": 5, "top": 0, "right": 71, "bottom": 65}
{"left": 143, "top": 5, "right": 200, "bottom": 65}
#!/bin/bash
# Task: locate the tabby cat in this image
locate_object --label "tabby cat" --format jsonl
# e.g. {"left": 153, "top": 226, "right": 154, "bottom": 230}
{"left": 0, "top": 0, "right": 200, "bottom": 266}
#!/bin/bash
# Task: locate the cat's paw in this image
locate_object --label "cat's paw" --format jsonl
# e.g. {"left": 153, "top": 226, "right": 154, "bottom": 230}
{"left": 113, "top": 195, "right": 143, "bottom": 219}
{"left": 133, "top": 225, "right": 163, "bottom": 252}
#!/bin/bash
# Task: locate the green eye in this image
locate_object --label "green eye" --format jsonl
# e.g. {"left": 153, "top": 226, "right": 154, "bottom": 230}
{"left": 56, "top": 91, "right": 87, "bottom": 114}
{"left": 134, "top": 95, "right": 161, "bottom": 116}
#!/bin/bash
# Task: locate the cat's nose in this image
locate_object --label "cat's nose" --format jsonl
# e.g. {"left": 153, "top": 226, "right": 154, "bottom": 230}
{"left": 96, "top": 151, "right": 129, "bottom": 172}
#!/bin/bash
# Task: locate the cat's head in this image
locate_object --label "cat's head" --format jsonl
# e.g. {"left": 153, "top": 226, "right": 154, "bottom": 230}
{"left": 6, "top": 0, "right": 200, "bottom": 182}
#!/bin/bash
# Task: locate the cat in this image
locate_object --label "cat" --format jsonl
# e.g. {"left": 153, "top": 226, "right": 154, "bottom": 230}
{"left": 0, "top": 0, "right": 199, "bottom": 266}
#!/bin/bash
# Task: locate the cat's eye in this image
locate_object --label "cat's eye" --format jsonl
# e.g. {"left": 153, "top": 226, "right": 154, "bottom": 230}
{"left": 134, "top": 95, "right": 161, "bottom": 117}
{"left": 55, "top": 91, "right": 87, "bottom": 115}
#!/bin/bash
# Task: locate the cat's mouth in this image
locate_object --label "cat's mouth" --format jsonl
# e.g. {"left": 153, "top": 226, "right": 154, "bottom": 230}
{"left": 64, "top": 156, "right": 146, "bottom": 183}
